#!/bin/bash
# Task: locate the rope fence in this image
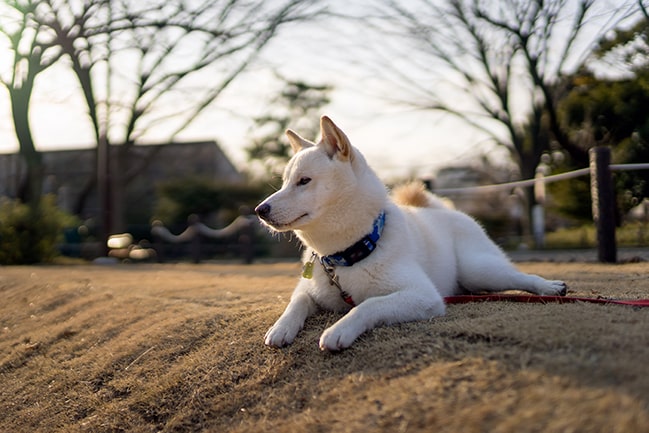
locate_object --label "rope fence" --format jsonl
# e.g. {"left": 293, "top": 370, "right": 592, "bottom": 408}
{"left": 151, "top": 214, "right": 256, "bottom": 264}
{"left": 435, "top": 164, "right": 649, "bottom": 195}
{"left": 434, "top": 147, "right": 649, "bottom": 263}
{"left": 143, "top": 149, "right": 646, "bottom": 264}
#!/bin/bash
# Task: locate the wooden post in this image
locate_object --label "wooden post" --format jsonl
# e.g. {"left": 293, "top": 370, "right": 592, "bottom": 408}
{"left": 239, "top": 219, "right": 254, "bottom": 264}
{"left": 589, "top": 147, "right": 616, "bottom": 263}
{"left": 151, "top": 220, "right": 166, "bottom": 263}
{"left": 97, "top": 134, "right": 111, "bottom": 257}
{"left": 188, "top": 214, "right": 201, "bottom": 264}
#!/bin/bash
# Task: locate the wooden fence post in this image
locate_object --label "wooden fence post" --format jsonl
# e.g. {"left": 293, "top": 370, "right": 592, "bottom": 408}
{"left": 188, "top": 214, "right": 201, "bottom": 264}
{"left": 589, "top": 147, "right": 617, "bottom": 263}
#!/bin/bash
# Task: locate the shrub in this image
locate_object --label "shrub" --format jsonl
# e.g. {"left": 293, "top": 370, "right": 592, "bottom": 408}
{"left": 0, "top": 195, "right": 78, "bottom": 264}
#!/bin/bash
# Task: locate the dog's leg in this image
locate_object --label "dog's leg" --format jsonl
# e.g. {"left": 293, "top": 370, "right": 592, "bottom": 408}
{"left": 448, "top": 212, "right": 566, "bottom": 296}
{"left": 265, "top": 286, "right": 318, "bottom": 348}
{"left": 319, "top": 282, "right": 445, "bottom": 351}
{"left": 457, "top": 252, "right": 567, "bottom": 296}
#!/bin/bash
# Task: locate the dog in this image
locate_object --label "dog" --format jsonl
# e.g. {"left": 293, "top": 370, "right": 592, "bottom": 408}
{"left": 255, "top": 116, "right": 567, "bottom": 351}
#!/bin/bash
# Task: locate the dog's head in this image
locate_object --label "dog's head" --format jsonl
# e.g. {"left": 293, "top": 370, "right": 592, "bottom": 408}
{"left": 255, "top": 116, "right": 363, "bottom": 232}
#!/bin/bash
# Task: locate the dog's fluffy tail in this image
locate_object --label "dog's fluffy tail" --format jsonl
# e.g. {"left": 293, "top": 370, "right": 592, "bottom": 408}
{"left": 391, "top": 181, "right": 454, "bottom": 209}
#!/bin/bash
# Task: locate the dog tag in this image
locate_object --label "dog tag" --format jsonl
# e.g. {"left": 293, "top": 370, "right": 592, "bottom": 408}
{"left": 302, "top": 261, "right": 314, "bottom": 279}
{"left": 302, "top": 252, "right": 317, "bottom": 279}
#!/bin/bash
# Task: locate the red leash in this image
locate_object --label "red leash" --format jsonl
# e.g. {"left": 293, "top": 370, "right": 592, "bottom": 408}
{"left": 444, "top": 294, "right": 649, "bottom": 307}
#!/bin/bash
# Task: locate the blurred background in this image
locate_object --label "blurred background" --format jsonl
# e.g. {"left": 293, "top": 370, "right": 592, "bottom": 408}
{"left": 1, "top": 0, "right": 648, "bottom": 264}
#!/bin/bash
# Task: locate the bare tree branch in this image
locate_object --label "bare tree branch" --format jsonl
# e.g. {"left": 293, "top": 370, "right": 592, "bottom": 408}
{"left": 2, "top": 0, "right": 321, "bottom": 231}
{"left": 376, "top": 0, "right": 636, "bottom": 170}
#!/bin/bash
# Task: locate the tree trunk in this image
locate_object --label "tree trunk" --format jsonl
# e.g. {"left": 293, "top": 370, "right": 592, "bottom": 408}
{"left": 11, "top": 89, "right": 43, "bottom": 207}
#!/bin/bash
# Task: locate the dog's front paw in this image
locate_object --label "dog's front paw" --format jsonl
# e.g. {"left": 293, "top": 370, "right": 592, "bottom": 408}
{"left": 264, "top": 320, "right": 300, "bottom": 348}
{"left": 545, "top": 280, "right": 568, "bottom": 296}
{"left": 319, "top": 323, "right": 362, "bottom": 352}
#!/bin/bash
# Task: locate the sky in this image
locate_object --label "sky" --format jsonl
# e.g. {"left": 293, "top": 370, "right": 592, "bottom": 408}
{"left": 0, "top": 0, "right": 639, "bottom": 181}
{"left": 0, "top": 0, "right": 495, "bottom": 182}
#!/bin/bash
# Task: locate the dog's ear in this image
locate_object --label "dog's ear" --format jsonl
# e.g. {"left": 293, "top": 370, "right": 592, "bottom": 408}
{"left": 286, "top": 129, "right": 313, "bottom": 154}
{"left": 320, "top": 116, "right": 352, "bottom": 161}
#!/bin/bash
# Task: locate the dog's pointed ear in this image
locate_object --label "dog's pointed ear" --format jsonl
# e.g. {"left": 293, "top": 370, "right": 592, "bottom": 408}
{"left": 286, "top": 129, "right": 313, "bottom": 154}
{"left": 320, "top": 116, "right": 352, "bottom": 161}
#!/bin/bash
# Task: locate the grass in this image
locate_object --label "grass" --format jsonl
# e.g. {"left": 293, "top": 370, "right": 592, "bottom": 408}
{"left": 1, "top": 262, "right": 649, "bottom": 432}
{"left": 545, "top": 221, "right": 649, "bottom": 249}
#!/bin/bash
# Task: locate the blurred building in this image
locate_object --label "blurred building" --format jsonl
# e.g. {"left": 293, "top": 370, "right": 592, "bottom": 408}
{"left": 0, "top": 141, "right": 244, "bottom": 222}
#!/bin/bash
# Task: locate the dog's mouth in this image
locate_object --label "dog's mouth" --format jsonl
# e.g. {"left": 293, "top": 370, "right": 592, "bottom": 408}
{"left": 264, "top": 213, "right": 309, "bottom": 231}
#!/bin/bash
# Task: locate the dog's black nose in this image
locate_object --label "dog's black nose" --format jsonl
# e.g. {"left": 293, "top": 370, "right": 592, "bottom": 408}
{"left": 255, "top": 203, "right": 271, "bottom": 220}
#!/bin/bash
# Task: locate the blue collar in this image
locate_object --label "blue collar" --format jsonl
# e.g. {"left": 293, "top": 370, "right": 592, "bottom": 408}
{"left": 320, "top": 210, "right": 386, "bottom": 268}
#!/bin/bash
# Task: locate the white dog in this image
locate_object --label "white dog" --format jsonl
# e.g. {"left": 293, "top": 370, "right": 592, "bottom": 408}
{"left": 255, "top": 116, "right": 566, "bottom": 351}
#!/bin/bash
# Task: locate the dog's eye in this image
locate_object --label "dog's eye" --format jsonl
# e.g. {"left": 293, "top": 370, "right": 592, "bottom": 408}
{"left": 297, "top": 177, "right": 311, "bottom": 186}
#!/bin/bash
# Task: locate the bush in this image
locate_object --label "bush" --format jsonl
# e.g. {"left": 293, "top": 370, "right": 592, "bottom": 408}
{"left": 0, "top": 195, "right": 78, "bottom": 264}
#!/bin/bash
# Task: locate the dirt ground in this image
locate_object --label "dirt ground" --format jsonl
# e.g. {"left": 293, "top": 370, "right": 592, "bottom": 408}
{"left": 1, "top": 261, "right": 649, "bottom": 433}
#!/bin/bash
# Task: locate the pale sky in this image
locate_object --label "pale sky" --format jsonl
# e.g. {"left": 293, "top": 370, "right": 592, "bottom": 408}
{"left": 0, "top": 0, "right": 636, "bottom": 180}
{"left": 0, "top": 1, "right": 495, "bottom": 182}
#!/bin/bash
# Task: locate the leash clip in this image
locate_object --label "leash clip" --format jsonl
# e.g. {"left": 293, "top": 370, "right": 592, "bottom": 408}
{"left": 321, "top": 261, "right": 355, "bottom": 307}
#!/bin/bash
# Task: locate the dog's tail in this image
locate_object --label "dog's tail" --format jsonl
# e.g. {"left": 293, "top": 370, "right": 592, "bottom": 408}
{"left": 391, "top": 181, "right": 455, "bottom": 209}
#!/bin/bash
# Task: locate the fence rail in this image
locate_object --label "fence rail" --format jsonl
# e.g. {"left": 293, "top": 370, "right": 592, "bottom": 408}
{"left": 151, "top": 214, "right": 256, "bottom": 264}
{"left": 436, "top": 163, "right": 649, "bottom": 195}
{"left": 144, "top": 151, "right": 645, "bottom": 264}
{"left": 435, "top": 149, "right": 648, "bottom": 263}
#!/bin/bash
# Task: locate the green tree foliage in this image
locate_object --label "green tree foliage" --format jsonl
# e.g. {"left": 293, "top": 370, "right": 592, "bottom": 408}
{"left": 0, "top": 195, "right": 78, "bottom": 264}
{"left": 550, "top": 15, "right": 649, "bottom": 222}
{"left": 246, "top": 75, "right": 332, "bottom": 177}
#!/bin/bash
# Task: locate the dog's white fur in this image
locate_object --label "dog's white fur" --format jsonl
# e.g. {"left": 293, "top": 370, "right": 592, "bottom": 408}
{"left": 256, "top": 116, "right": 566, "bottom": 351}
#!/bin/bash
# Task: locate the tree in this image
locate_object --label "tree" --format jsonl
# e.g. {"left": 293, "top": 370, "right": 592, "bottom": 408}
{"left": 246, "top": 74, "right": 332, "bottom": 178}
{"left": 3, "top": 0, "right": 322, "bottom": 241}
{"left": 551, "top": 11, "right": 649, "bottom": 221}
{"left": 373, "top": 0, "right": 637, "bottom": 212}
{"left": 593, "top": 0, "right": 649, "bottom": 77}
{"left": 0, "top": 1, "right": 72, "bottom": 263}
{"left": 0, "top": 0, "right": 63, "bottom": 206}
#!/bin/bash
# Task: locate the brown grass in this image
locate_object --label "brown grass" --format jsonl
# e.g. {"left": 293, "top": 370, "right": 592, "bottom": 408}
{"left": 1, "top": 262, "right": 649, "bottom": 432}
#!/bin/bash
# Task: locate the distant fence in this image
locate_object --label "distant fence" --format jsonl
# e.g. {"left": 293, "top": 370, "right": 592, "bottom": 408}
{"left": 436, "top": 163, "right": 649, "bottom": 195}
{"left": 151, "top": 214, "right": 256, "bottom": 264}
{"left": 435, "top": 147, "right": 649, "bottom": 263}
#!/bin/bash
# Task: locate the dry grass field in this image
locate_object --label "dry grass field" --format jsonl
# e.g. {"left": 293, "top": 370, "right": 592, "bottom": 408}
{"left": 1, "top": 261, "right": 649, "bottom": 432}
